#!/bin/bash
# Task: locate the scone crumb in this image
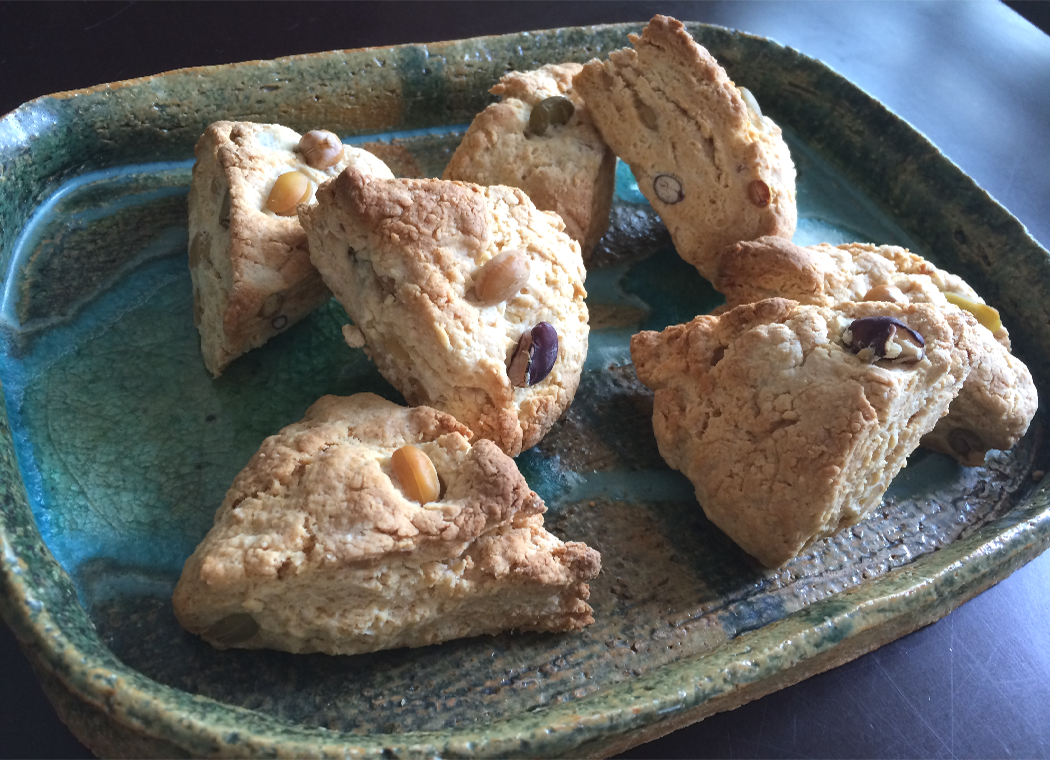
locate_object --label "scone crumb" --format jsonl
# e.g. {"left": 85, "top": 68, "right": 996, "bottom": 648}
{"left": 341, "top": 324, "right": 367, "bottom": 348}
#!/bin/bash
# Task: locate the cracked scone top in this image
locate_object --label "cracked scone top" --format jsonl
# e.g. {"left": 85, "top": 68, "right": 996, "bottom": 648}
{"left": 716, "top": 237, "right": 1038, "bottom": 466}
{"left": 572, "top": 14, "right": 796, "bottom": 281}
{"left": 443, "top": 63, "right": 617, "bottom": 258}
{"left": 299, "top": 169, "right": 590, "bottom": 457}
{"left": 172, "top": 393, "right": 601, "bottom": 656}
{"left": 631, "top": 298, "right": 976, "bottom": 567}
{"left": 188, "top": 121, "right": 394, "bottom": 377}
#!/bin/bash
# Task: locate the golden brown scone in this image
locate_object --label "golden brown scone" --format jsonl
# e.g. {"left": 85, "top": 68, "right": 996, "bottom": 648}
{"left": 443, "top": 63, "right": 616, "bottom": 258}
{"left": 188, "top": 121, "right": 394, "bottom": 377}
{"left": 572, "top": 15, "right": 796, "bottom": 281}
{"left": 716, "top": 237, "right": 1038, "bottom": 465}
{"left": 299, "top": 169, "right": 590, "bottom": 457}
{"left": 631, "top": 299, "right": 976, "bottom": 567}
{"left": 173, "top": 394, "right": 601, "bottom": 655}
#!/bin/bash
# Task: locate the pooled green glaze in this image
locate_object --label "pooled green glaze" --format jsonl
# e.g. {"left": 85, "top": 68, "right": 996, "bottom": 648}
{"left": 1, "top": 22, "right": 1049, "bottom": 759}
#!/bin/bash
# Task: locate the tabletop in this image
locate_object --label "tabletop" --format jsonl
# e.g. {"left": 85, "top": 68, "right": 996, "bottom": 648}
{"left": 1, "top": 2, "right": 1048, "bottom": 758}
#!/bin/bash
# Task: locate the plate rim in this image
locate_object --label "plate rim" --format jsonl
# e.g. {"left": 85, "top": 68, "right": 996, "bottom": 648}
{"left": 2, "top": 20, "right": 1049, "bottom": 758}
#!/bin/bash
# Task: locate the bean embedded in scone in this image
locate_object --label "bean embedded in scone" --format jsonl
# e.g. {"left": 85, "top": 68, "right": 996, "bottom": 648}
{"left": 298, "top": 130, "right": 345, "bottom": 169}
{"left": 443, "top": 63, "right": 616, "bottom": 260}
{"left": 187, "top": 121, "right": 394, "bottom": 377}
{"left": 715, "top": 236, "right": 1038, "bottom": 466}
{"left": 299, "top": 169, "right": 590, "bottom": 457}
{"left": 472, "top": 249, "right": 532, "bottom": 305}
{"left": 630, "top": 298, "right": 975, "bottom": 567}
{"left": 572, "top": 15, "right": 797, "bottom": 281}
{"left": 172, "top": 393, "right": 601, "bottom": 656}
{"left": 842, "top": 316, "right": 925, "bottom": 363}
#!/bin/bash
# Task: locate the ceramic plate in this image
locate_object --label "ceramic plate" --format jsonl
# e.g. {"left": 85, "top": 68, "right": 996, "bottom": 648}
{"left": 1, "top": 22, "right": 1049, "bottom": 758}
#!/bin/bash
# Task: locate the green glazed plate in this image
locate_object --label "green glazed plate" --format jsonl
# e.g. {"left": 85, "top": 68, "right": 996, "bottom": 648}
{"left": 2, "top": 22, "right": 1049, "bottom": 758}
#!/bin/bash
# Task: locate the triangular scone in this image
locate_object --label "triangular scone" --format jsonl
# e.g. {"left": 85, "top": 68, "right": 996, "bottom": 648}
{"left": 572, "top": 15, "right": 796, "bottom": 281}
{"left": 299, "top": 170, "right": 589, "bottom": 457}
{"left": 716, "top": 237, "right": 1038, "bottom": 465}
{"left": 172, "top": 394, "right": 601, "bottom": 655}
{"left": 443, "top": 63, "right": 616, "bottom": 258}
{"left": 631, "top": 299, "right": 975, "bottom": 567}
{"left": 188, "top": 121, "right": 394, "bottom": 376}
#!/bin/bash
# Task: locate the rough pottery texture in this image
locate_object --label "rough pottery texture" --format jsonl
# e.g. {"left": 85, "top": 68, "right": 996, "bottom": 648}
{"left": 2, "top": 22, "right": 1050, "bottom": 760}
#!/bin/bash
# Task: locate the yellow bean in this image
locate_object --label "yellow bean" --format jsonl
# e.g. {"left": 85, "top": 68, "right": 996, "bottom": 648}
{"left": 266, "top": 171, "right": 310, "bottom": 215}
{"left": 944, "top": 292, "right": 1002, "bottom": 332}
{"left": 862, "top": 284, "right": 908, "bottom": 304}
{"left": 391, "top": 444, "right": 440, "bottom": 504}
{"left": 473, "top": 250, "right": 531, "bottom": 305}
{"left": 299, "top": 130, "right": 343, "bottom": 169}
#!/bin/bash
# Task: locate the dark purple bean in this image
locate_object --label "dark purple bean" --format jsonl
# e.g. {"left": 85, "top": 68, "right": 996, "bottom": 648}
{"left": 843, "top": 316, "right": 924, "bottom": 362}
{"left": 508, "top": 322, "right": 559, "bottom": 387}
{"left": 528, "top": 322, "right": 559, "bottom": 384}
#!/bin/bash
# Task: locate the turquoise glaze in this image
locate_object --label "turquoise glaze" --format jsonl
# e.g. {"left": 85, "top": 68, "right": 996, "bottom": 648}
{"left": 1, "top": 22, "right": 1048, "bottom": 759}
{"left": 1, "top": 129, "right": 935, "bottom": 589}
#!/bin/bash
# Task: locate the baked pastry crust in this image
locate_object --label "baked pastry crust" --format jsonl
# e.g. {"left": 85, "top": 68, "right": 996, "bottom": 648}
{"left": 299, "top": 169, "right": 590, "bottom": 457}
{"left": 716, "top": 237, "right": 1038, "bottom": 465}
{"left": 443, "top": 63, "right": 616, "bottom": 258}
{"left": 572, "top": 15, "right": 796, "bottom": 281}
{"left": 172, "top": 393, "right": 600, "bottom": 655}
{"left": 188, "top": 121, "right": 393, "bottom": 377}
{"left": 631, "top": 298, "right": 975, "bottom": 567}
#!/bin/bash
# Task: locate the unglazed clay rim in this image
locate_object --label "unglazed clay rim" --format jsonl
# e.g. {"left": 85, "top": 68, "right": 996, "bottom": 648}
{"left": 1, "top": 22, "right": 1049, "bottom": 758}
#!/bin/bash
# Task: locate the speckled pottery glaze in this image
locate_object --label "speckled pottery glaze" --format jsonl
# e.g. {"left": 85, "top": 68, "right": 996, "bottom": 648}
{"left": 1, "top": 23, "right": 1049, "bottom": 759}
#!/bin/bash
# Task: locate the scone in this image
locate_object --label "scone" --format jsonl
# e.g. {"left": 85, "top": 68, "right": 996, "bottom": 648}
{"left": 572, "top": 14, "right": 796, "bottom": 281}
{"left": 172, "top": 393, "right": 601, "bottom": 655}
{"left": 631, "top": 298, "right": 976, "bottom": 567}
{"left": 299, "top": 169, "right": 590, "bottom": 457}
{"left": 716, "top": 237, "right": 1038, "bottom": 465}
{"left": 443, "top": 63, "right": 617, "bottom": 258}
{"left": 188, "top": 121, "right": 394, "bottom": 377}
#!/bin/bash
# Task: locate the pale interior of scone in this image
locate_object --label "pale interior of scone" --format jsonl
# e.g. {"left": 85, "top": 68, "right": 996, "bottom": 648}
{"left": 189, "top": 172, "right": 235, "bottom": 372}
{"left": 806, "top": 314, "right": 962, "bottom": 547}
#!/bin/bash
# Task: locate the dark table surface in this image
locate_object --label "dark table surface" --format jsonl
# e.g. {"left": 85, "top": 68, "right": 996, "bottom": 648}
{"left": 2, "top": 2, "right": 1049, "bottom": 758}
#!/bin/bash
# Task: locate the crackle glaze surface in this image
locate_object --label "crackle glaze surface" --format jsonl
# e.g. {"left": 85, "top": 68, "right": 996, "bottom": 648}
{"left": 1, "top": 23, "right": 1049, "bottom": 759}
